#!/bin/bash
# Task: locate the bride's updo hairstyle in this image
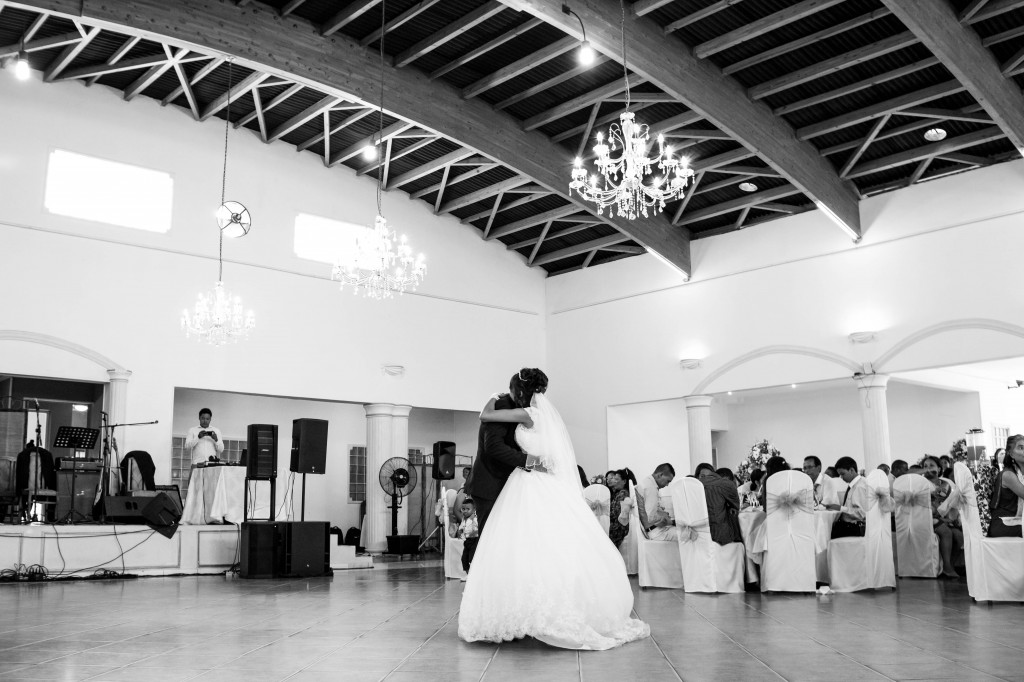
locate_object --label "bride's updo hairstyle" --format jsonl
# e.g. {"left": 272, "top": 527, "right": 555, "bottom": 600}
{"left": 510, "top": 367, "right": 548, "bottom": 407}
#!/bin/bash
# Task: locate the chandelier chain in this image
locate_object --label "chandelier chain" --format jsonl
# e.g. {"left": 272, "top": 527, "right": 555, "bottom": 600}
{"left": 376, "top": 0, "right": 386, "bottom": 217}
{"left": 620, "top": 0, "right": 629, "bottom": 110}
{"left": 218, "top": 58, "right": 234, "bottom": 282}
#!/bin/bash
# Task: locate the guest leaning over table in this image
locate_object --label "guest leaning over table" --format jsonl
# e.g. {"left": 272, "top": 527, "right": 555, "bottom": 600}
{"left": 921, "top": 455, "right": 963, "bottom": 579}
{"left": 989, "top": 435, "right": 1024, "bottom": 538}
{"left": 826, "top": 457, "right": 870, "bottom": 538}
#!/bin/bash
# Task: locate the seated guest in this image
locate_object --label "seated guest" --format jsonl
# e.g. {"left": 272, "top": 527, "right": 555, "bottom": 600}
{"left": 802, "top": 456, "right": 840, "bottom": 507}
{"left": 738, "top": 469, "right": 764, "bottom": 509}
{"left": 824, "top": 466, "right": 839, "bottom": 478}
{"left": 605, "top": 470, "right": 630, "bottom": 547}
{"left": 908, "top": 464, "right": 924, "bottom": 475}
{"left": 716, "top": 467, "right": 736, "bottom": 484}
{"left": 878, "top": 463, "right": 895, "bottom": 490}
{"left": 920, "top": 455, "right": 962, "bottom": 578}
{"left": 989, "top": 435, "right": 1024, "bottom": 538}
{"left": 891, "top": 459, "right": 909, "bottom": 478}
{"left": 939, "top": 455, "right": 954, "bottom": 481}
{"left": 759, "top": 456, "right": 791, "bottom": 508}
{"left": 695, "top": 463, "right": 741, "bottom": 545}
{"left": 638, "top": 463, "right": 680, "bottom": 541}
{"left": 826, "top": 457, "right": 869, "bottom": 538}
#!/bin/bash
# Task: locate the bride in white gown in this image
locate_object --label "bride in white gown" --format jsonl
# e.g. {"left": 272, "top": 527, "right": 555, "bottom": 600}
{"left": 458, "top": 368, "right": 649, "bottom": 650}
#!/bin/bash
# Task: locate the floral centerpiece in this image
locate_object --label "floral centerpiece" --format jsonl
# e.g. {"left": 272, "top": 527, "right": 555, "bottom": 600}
{"left": 736, "top": 438, "right": 780, "bottom": 483}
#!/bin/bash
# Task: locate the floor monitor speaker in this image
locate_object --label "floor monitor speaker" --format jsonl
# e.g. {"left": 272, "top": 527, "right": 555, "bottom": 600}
{"left": 247, "top": 424, "right": 278, "bottom": 480}
{"left": 141, "top": 492, "right": 182, "bottom": 539}
{"left": 104, "top": 496, "right": 147, "bottom": 523}
{"left": 290, "top": 419, "right": 328, "bottom": 474}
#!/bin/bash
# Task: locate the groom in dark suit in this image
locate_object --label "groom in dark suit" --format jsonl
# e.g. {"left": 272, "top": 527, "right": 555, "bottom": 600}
{"left": 462, "top": 392, "right": 542, "bottom": 570}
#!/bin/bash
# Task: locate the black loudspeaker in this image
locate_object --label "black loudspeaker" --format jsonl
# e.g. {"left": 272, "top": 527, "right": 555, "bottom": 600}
{"left": 432, "top": 441, "right": 456, "bottom": 480}
{"left": 56, "top": 470, "right": 100, "bottom": 522}
{"left": 104, "top": 495, "right": 147, "bottom": 523}
{"left": 241, "top": 521, "right": 279, "bottom": 579}
{"left": 280, "top": 521, "right": 330, "bottom": 577}
{"left": 141, "top": 492, "right": 181, "bottom": 539}
{"left": 247, "top": 424, "right": 278, "bottom": 480}
{"left": 290, "top": 419, "right": 328, "bottom": 474}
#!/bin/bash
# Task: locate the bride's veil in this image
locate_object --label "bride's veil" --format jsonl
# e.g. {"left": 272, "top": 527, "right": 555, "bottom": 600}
{"left": 531, "top": 393, "right": 583, "bottom": 495}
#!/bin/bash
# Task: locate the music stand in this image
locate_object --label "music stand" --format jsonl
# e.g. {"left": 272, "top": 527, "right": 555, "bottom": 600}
{"left": 53, "top": 427, "right": 99, "bottom": 523}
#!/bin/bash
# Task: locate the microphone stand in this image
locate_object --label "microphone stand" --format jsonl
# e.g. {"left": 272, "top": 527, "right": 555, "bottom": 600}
{"left": 30, "top": 401, "right": 45, "bottom": 522}
{"left": 98, "top": 416, "right": 158, "bottom": 522}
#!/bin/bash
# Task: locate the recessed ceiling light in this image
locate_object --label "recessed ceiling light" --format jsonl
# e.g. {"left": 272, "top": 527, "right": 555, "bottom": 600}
{"left": 924, "top": 128, "right": 946, "bottom": 142}
{"left": 738, "top": 182, "right": 757, "bottom": 193}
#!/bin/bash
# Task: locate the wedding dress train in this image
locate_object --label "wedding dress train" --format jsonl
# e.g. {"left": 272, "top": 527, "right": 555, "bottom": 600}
{"left": 458, "top": 394, "right": 649, "bottom": 650}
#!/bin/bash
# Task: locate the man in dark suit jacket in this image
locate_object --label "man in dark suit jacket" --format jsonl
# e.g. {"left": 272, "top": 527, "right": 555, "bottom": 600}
{"left": 462, "top": 392, "right": 542, "bottom": 570}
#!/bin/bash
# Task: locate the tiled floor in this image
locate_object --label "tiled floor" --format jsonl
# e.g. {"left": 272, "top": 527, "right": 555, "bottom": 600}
{"left": 0, "top": 566, "right": 1021, "bottom": 681}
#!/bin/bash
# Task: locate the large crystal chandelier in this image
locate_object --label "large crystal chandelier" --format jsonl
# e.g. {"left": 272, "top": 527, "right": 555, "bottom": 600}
{"left": 181, "top": 58, "right": 256, "bottom": 344}
{"left": 332, "top": 0, "right": 425, "bottom": 299}
{"left": 569, "top": 1, "right": 694, "bottom": 219}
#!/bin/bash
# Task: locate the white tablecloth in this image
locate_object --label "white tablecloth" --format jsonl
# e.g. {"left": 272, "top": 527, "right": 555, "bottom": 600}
{"left": 181, "top": 466, "right": 270, "bottom": 525}
{"left": 738, "top": 509, "right": 840, "bottom": 581}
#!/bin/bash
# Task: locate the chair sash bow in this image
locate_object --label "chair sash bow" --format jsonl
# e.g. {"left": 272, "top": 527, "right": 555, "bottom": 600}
{"left": 873, "top": 486, "right": 895, "bottom": 513}
{"left": 893, "top": 489, "right": 930, "bottom": 508}
{"left": 676, "top": 517, "right": 709, "bottom": 543}
{"left": 766, "top": 489, "right": 813, "bottom": 516}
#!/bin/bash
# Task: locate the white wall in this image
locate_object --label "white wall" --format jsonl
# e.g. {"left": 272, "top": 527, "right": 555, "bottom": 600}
{"left": 607, "top": 399, "right": 688, "bottom": 481}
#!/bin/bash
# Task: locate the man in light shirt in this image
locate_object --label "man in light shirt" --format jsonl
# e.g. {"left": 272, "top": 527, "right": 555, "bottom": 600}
{"left": 826, "top": 456, "right": 869, "bottom": 538}
{"left": 802, "top": 455, "right": 842, "bottom": 506}
{"left": 638, "top": 463, "right": 680, "bottom": 541}
{"left": 185, "top": 407, "right": 224, "bottom": 465}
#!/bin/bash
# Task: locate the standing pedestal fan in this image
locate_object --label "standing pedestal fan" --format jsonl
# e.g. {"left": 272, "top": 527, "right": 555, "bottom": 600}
{"left": 379, "top": 457, "right": 419, "bottom": 556}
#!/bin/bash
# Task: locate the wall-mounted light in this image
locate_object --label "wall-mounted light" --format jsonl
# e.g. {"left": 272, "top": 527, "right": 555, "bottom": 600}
{"left": 561, "top": 4, "right": 595, "bottom": 66}
{"left": 848, "top": 331, "right": 878, "bottom": 344}
{"left": 679, "top": 359, "right": 702, "bottom": 370}
{"left": 382, "top": 364, "right": 405, "bottom": 377}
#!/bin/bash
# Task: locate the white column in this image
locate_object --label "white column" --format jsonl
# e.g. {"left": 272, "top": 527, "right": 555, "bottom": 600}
{"left": 856, "top": 374, "right": 892, "bottom": 472}
{"left": 364, "top": 403, "right": 394, "bottom": 553}
{"left": 106, "top": 369, "right": 131, "bottom": 497}
{"left": 684, "top": 395, "right": 714, "bottom": 471}
{"left": 391, "top": 405, "right": 412, "bottom": 535}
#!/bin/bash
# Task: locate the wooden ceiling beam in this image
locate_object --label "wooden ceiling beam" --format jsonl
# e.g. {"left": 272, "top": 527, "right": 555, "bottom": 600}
{"left": 171, "top": 61, "right": 199, "bottom": 119}
{"left": 632, "top": 0, "right": 677, "bottom": 17}
{"left": 198, "top": 71, "right": 272, "bottom": 121}
{"left": 723, "top": 8, "right": 891, "bottom": 76}
{"left": 488, "top": 205, "right": 582, "bottom": 240}
{"left": 696, "top": 0, "right": 847, "bottom": 59}
{"left": 527, "top": 220, "right": 552, "bottom": 264}
{"left": 279, "top": 0, "right": 309, "bottom": 17}
{"left": 846, "top": 126, "right": 1005, "bottom": 178}
{"left": 503, "top": 0, "right": 861, "bottom": 239}
{"left": 0, "top": 29, "right": 88, "bottom": 59}
{"left": 821, "top": 104, "right": 985, "bottom": 156}
{"left": 758, "top": 202, "right": 802, "bottom": 214}
{"left": 235, "top": 83, "right": 303, "bottom": 128}
{"left": 267, "top": 95, "right": 341, "bottom": 143}
{"left": 296, "top": 108, "right": 373, "bottom": 152}
{"left": 432, "top": 17, "right": 542, "bottom": 80}
{"left": 464, "top": 36, "right": 577, "bottom": 99}
{"left": 20, "top": 0, "right": 690, "bottom": 274}
{"left": 387, "top": 149, "right": 477, "bottom": 189}
{"left": 410, "top": 163, "right": 500, "bottom": 199}
{"left": 713, "top": 165, "right": 779, "bottom": 177}
{"left": 161, "top": 55, "right": 221, "bottom": 104}
{"left": 959, "top": 0, "right": 993, "bottom": 22}
{"left": 882, "top": 0, "right": 1024, "bottom": 155}
{"left": 124, "top": 46, "right": 187, "bottom": 101}
{"left": 42, "top": 25, "right": 100, "bottom": 82}
{"left": 677, "top": 186, "right": 800, "bottom": 225}
{"left": 359, "top": 0, "right": 444, "bottom": 46}
{"left": 962, "top": 0, "right": 1024, "bottom": 23}
{"left": 532, "top": 234, "right": 627, "bottom": 266}
{"left": 494, "top": 54, "right": 609, "bottom": 109}
{"left": 839, "top": 114, "right": 889, "bottom": 178}
{"left": 749, "top": 32, "right": 918, "bottom": 100}
{"left": 58, "top": 53, "right": 169, "bottom": 81}
{"left": 438, "top": 176, "right": 531, "bottom": 213}
{"left": 395, "top": 1, "right": 506, "bottom": 67}
{"left": 664, "top": 128, "right": 736, "bottom": 140}
{"left": 509, "top": 221, "right": 596, "bottom": 249}
{"left": 598, "top": 244, "right": 645, "bottom": 255}
{"left": 692, "top": 148, "right": 755, "bottom": 173}
{"left": 899, "top": 106, "right": 992, "bottom": 123}
{"left": 329, "top": 120, "right": 413, "bottom": 167}
{"left": 464, "top": 191, "right": 550, "bottom": 223}
{"left": 936, "top": 151, "right": 992, "bottom": 166}
{"left": 321, "top": 0, "right": 381, "bottom": 37}
{"left": 664, "top": 0, "right": 746, "bottom": 34}
{"left": 796, "top": 80, "right": 963, "bottom": 140}
{"left": 357, "top": 136, "right": 440, "bottom": 175}
{"left": 694, "top": 173, "right": 753, "bottom": 195}
{"left": 523, "top": 77, "right": 637, "bottom": 131}
{"left": 671, "top": 171, "right": 703, "bottom": 225}
{"left": 551, "top": 102, "right": 664, "bottom": 143}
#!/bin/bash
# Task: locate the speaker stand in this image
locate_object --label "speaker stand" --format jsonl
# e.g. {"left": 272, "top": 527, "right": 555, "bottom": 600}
{"left": 300, "top": 473, "right": 306, "bottom": 522}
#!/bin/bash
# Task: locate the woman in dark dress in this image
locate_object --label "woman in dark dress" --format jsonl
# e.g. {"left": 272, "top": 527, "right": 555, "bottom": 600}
{"left": 606, "top": 470, "right": 630, "bottom": 547}
{"left": 988, "top": 435, "right": 1024, "bottom": 538}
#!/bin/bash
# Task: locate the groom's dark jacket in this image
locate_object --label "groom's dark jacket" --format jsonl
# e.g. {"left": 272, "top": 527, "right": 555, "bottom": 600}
{"left": 465, "top": 393, "right": 527, "bottom": 503}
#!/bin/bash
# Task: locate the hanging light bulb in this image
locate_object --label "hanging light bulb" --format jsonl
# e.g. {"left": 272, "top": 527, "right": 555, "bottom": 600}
{"left": 579, "top": 40, "right": 595, "bottom": 66}
{"left": 14, "top": 51, "right": 30, "bottom": 81}
{"left": 361, "top": 142, "right": 378, "bottom": 161}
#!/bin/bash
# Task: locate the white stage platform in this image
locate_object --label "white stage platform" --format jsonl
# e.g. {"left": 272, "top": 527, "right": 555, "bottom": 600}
{"left": 0, "top": 523, "right": 372, "bottom": 577}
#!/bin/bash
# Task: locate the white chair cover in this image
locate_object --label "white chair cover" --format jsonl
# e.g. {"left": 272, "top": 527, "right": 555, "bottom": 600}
{"left": 630, "top": 483, "right": 682, "bottom": 589}
{"left": 828, "top": 470, "right": 896, "bottom": 592}
{"left": 670, "top": 478, "right": 744, "bottom": 593}
{"left": 762, "top": 470, "right": 815, "bottom": 592}
{"left": 618, "top": 482, "right": 638, "bottom": 575}
{"left": 892, "top": 473, "right": 940, "bottom": 577}
{"left": 440, "top": 487, "right": 466, "bottom": 580}
{"left": 583, "top": 484, "right": 611, "bottom": 535}
{"left": 954, "top": 463, "right": 1024, "bottom": 602}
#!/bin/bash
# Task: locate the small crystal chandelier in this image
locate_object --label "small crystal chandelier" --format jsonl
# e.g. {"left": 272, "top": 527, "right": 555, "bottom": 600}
{"left": 332, "top": 0, "right": 425, "bottom": 299}
{"left": 569, "top": 1, "right": 694, "bottom": 219}
{"left": 182, "top": 58, "right": 256, "bottom": 344}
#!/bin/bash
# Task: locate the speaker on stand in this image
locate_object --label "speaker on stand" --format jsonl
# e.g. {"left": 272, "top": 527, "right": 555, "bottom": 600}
{"left": 246, "top": 424, "right": 277, "bottom": 522}
{"left": 290, "top": 418, "right": 328, "bottom": 521}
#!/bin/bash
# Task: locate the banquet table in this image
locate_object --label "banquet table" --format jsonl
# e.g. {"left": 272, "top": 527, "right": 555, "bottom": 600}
{"left": 180, "top": 466, "right": 270, "bottom": 525}
{"left": 738, "top": 508, "right": 840, "bottom": 582}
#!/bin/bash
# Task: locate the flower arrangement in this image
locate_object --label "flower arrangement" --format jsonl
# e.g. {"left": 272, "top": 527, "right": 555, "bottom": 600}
{"left": 949, "top": 438, "right": 968, "bottom": 463}
{"left": 736, "top": 438, "right": 780, "bottom": 483}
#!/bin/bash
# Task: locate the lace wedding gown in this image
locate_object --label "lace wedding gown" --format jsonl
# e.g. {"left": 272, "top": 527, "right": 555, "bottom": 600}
{"left": 458, "top": 394, "right": 649, "bottom": 650}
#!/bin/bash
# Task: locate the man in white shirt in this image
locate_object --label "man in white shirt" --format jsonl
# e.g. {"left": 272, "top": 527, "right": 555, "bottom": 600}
{"left": 826, "top": 456, "right": 870, "bottom": 538}
{"left": 638, "top": 463, "right": 680, "bottom": 541}
{"left": 185, "top": 408, "right": 224, "bottom": 465}
{"left": 802, "top": 456, "right": 842, "bottom": 506}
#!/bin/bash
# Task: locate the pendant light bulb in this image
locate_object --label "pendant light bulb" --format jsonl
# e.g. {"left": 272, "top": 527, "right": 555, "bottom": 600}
{"left": 361, "top": 143, "right": 378, "bottom": 161}
{"left": 14, "top": 51, "right": 30, "bottom": 81}
{"left": 579, "top": 40, "right": 595, "bottom": 66}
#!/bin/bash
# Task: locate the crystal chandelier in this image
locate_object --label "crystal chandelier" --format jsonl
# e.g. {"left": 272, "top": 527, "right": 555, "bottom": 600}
{"left": 568, "top": 1, "right": 694, "bottom": 219}
{"left": 332, "top": 0, "right": 425, "bottom": 299}
{"left": 181, "top": 58, "right": 256, "bottom": 344}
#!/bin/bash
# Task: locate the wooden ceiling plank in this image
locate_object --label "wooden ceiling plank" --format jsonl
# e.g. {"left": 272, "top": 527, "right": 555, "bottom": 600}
{"left": 488, "top": 204, "right": 581, "bottom": 240}
{"left": 936, "top": 151, "right": 992, "bottom": 166}
{"left": 321, "top": 0, "right": 381, "bottom": 37}
{"left": 899, "top": 106, "right": 992, "bottom": 123}
{"left": 411, "top": 163, "right": 500, "bottom": 198}
{"left": 846, "top": 126, "right": 1005, "bottom": 178}
{"left": 1, "top": 29, "right": 88, "bottom": 59}
{"left": 796, "top": 80, "right": 963, "bottom": 140}
{"left": 758, "top": 202, "right": 800, "bottom": 214}
{"left": 236, "top": 83, "right": 303, "bottom": 128}
{"left": 723, "top": 8, "right": 891, "bottom": 76}
{"left": 329, "top": 120, "right": 413, "bottom": 167}
{"left": 280, "top": 0, "right": 309, "bottom": 17}
{"left": 172, "top": 61, "right": 199, "bottom": 119}
{"left": 509, "top": 221, "right": 595, "bottom": 249}
{"left": 433, "top": 164, "right": 452, "bottom": 212}
{"left": 198, "top": 71, "right": 271, "bottom": 121}
{"left": 774, "top": 57, "right": 939, "bottom": 116}
{"left": 734, "top": 206, "right": 750, "bottom": 229}
{"left": 592, "top": 244, "right": 644, "bottom": 254}
{"left": 677, "top": 185, "right": 800, "bottom": 225}
{"left": 749, "top": 31, "right": 917, "bottom": 101}
{"left": 664, "top": 0, "right": 746, "bottom": 34}
{"left": 532, "top": 233, "right": 626, "bottom": 266}
{"left": 387, "top": 148, "right": 476, "bottom": 189}
{"left": 907, "top": 157, "right": 932, "bottom": 185}
{"left": 482, "top": 193, "right": 503, "bottom": 238}
{"left": 696, "top": 0, "right": 847, "bottom": 60}
{"left": 251, "top": 86, "right": 267, "bottom": 141}
{"left": 296, "top": 107, "right": 373, "bottom": 152}
{"left": 395, "top": 1, "right": 506, "bottom": 68}
{"left": 267, "top": 95, "right": 341, "bottom": 143}
{"left": 576, "top": 102, "right": 600, "bottom": 158}
{"left": 439, "top": 176, "right": 530, "bottom": 213}
{"left": 124, "top": 46, "right": 186, "bottom": 101}
{"left": 464, "top": 190, "right": 550, "bottom": 222}
{"left": 999, "top": 43, "right": 1024, "bottom": 75}
{"left": 162, "top": 55, "right": 222, "bottom": 104}
{"left": 58, "top": 53, "right": 170, "bottom": 81}
{"left": 671, "top": 170, "right": 703, "bottom": 225}
{"left": 960, "top": 0, "right": 992, "bottom": 22}
{"left": 580, "top": 250, "right": 597, "bottom": 269}
{"left": 633, "top": 0, "right": 677, "bottom": 17}
{"left": 839, "top": 114, "right": 889, "bottom": 178}
{"left": 431, "top": 17, "right": 542, "bottom": 80}
{"left": 527, "top": 220, "right": 553, "bottom": 264}
{"left": 21, "top": 12, "right": 47, "bottom": 43}
{"left": 360, "top": 0, "right": 444, "bottom": 46}
{"left": 523, "top": 77, "right": 637, "bottom": 131}
{"left": 42, "top": 25, "right": 100, "bottom": 82}
{"left": 883, "top": 0, "right": 1024, "bottom": 155}
{"left": 504, "top": 0, "right": 860, "bottom": 239}
{"left": 358, "top": 135, "right": 439, "bottom": 175}
{"left": 463, "top": 36, "right": 576, "bottom": 99}
{"left": 494, "top": 54, "right": 609, "bottom": 109}
{"left": 963, "top": 0, "right": 1024, "bottom": 23}
{"left": 982, "top": 25, "right": 1024, "bottom": 47}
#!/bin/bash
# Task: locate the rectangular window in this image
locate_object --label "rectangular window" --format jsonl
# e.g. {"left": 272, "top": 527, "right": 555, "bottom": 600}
{"left": 294, "top": 213, "right": 372, "bottom": 266}
{"left": 45, "top": 149, "right": 173, "bottom": 232}
{"left": 349, "top": 445, "right": 367, "bottom": 503}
